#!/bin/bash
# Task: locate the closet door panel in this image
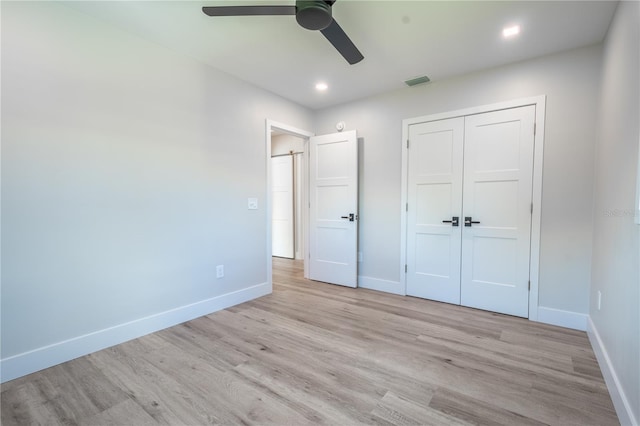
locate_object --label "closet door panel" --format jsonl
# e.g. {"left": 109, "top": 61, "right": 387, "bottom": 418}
{"left": 406, "top": 118, "right": 464, "bottom": 304}
{"left": 460, "top": 106, "right": 535, "bottom": 318}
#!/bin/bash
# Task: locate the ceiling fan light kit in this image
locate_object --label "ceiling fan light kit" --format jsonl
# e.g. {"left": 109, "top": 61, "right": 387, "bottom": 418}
{"left": 202, "top": 0, "right": 364, "bottom": 65}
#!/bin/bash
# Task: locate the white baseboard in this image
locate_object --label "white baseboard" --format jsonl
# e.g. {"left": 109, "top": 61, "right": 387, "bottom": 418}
{"left": 587, "top": 317, "right": 638, "bottom": 426}
{"left": 358, "top": 276, "right": 404, "bottom": 295}
{"left": 1, "top": 282, "right": 271, "bottom": 383}
{"left": 536, "top": 306, "right": 588, "bottom": 331}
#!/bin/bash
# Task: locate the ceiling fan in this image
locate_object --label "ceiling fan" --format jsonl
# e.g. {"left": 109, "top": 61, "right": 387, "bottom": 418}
{"left": 202, "top": 0, "right": 364, "bottom": 65}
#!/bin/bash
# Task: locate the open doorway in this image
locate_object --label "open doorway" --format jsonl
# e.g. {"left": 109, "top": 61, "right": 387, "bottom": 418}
{"left": 265, "top": 120, "right": 314, "bottom": 288}
{"left": 271, "top": 132, "right": 306, "bottom": 260}
{"left": 266, "top": 120, "right": 360, "bottom": 290}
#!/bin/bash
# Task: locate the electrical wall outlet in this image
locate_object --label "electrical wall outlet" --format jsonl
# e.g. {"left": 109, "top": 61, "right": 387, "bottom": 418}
{"left": 216, "top": 265, "right": 224, "bottom": 279}
{"left": 248, "top": 198, "right": 258, "bottom": 210}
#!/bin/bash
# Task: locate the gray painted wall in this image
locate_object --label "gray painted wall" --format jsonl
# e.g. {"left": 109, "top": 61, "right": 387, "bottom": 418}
{"left": 590, "top": 1, "right": 640, "bottom": 423}
{"left": 1, "top": 2, "right": 312, "bottom": 361}
{"left": 314, "top": 44, "right": 602, "bottom": 317}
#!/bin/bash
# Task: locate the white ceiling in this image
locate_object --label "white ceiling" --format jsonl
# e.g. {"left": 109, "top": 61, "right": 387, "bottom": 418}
{"left": 65, "top": 0, "right": 618, "bottom": 110}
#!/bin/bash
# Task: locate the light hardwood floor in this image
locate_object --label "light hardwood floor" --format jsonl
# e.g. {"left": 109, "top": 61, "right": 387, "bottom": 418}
{"left": 2, "top": 258, "right": 618, "bottom": 425}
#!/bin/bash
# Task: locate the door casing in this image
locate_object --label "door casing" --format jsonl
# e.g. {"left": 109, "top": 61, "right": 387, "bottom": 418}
{"left": 400, "top": 96, "right": 546, "bottom": 321}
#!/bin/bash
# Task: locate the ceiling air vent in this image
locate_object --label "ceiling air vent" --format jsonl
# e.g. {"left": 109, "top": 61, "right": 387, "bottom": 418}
{"left": 404, "top": 75, "right": 431, "bottom": 87}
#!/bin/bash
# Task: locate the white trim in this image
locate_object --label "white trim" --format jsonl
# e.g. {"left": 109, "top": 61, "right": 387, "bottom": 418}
{"left": 529, "top": 97, "right": 546, "bottom": 321}
{"left": 588, "top": 317, "right": 638, "bottom": 426}
{"left": 1, "top": 282, "right": 270, "bottom": 383}
{"left": 400, "top": 116, "right": 410, "bottom": 293}
{"left": 537, "top": 306, "right": 587, "bottom": 331}
{"left": 294, "top": 155, "right": 305, "bottom": 260}
{"left": 400, "top": 96, "right": 546, "bottom": 321}
{"left": 358, "top": 276, "right": 404, "bottom": 296}
{"left": 402, "top": 96, "right": 545, "bottom": 127}
{"left": 265, "top": 120, "right": 314, "bottom": 283}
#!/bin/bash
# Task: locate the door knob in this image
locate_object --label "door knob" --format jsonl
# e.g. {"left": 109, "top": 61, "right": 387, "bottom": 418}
{"left": 442, "top": 216, "right": 459, "bottom": 227}
{"left": 464, "top": 216, "right": 480, "bottom": 227}
{"left": 341, "top": 213, "right": 355, "bottom": 222}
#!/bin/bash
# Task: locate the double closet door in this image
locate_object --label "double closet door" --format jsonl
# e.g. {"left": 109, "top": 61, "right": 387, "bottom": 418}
{"left": 406, "top": 106, "right": 535, "bottom": 318}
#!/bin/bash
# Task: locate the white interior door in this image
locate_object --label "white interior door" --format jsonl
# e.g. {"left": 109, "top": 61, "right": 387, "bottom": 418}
{"left": 461, "top": 106, "right": 535, "bottom": 317}
{"left": 406, "top": 118, "right": 464, "bottom": 303}
{"left": 271, "top": 155, "right": 294, "bottom": 258}
{"left": 309, "top": 130, "right": 358, "bottom": 287}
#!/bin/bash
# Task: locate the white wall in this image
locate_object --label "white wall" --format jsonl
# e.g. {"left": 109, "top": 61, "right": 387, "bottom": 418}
{"left": 0, "top": 1, "right": 313, "bottom": 381}
{"left": 589, "top": 1, "right": 640, "bottom": 424}
{"left": 314, "top": 44, "right": 602, "bottom": 325}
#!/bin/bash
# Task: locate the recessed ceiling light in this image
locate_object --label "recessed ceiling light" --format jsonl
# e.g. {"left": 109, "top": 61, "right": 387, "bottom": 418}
{"left": 315, "top": 82, "right": 328, "bottom": 91}
{"left": 503, "top": 25, "right": 520, "bottom": 38}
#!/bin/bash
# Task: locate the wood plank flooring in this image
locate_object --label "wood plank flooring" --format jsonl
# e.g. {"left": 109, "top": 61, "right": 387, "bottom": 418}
{"left": 1, "top": 258, "right": 619, "bottom": 425}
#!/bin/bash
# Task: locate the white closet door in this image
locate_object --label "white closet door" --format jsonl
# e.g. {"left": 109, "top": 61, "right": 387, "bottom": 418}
{"left": 272, "top": 155, "right": 294, "bottom": 259}
{"left": 406, "top": 118, "right": 464, "bottom": 304}
{"left": 460, "top": 106, "right": 535, "bottom": 317}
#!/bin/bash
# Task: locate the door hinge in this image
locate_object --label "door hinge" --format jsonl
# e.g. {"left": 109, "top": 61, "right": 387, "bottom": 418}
{"left": 407, "top": 139, "right": 410, "bottom": 149}
{"left": 531, "top": 203, "right": 533, "bottom": 214}
{"left": 533, "top": 123, "right": 536, "bottom": 136}
{"left": 528, "top": 280, "right": 531, "bottom": 291}
{"left": 406, "top": 203, "right": 408, "bottom": 212}
{"left": 405, "top": 264, "right": 408, "bottom": 273}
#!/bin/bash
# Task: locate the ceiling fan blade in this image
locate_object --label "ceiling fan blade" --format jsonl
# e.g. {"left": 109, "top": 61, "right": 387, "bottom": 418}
{"left": 202, "top": 5, "right": 296, "bottom": 17}
{"left": 320, "top": 19, "right": 364, "bottom": 65}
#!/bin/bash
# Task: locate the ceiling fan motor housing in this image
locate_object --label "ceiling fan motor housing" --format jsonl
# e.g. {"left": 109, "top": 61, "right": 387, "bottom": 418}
{"left": 296, "top": 0, "right": 333, "bottom": 30}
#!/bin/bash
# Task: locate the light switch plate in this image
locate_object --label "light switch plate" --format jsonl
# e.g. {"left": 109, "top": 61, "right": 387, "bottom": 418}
{"left": 248, "top": 198, "right": 258, "bottom": 210}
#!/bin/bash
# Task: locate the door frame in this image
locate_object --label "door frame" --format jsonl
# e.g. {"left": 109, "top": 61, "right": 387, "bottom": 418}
{"left": 266, "top": 119, "right": 314, "bottom": 289}
{"left": 400, "top": 96, "right": 546, "bottom": 321}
